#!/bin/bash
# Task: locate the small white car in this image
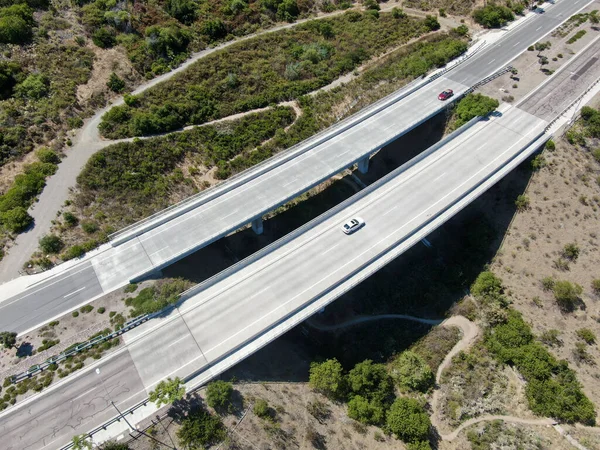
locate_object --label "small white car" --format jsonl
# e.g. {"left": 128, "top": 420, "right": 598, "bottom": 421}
{"left": 341, "top": 217, "right": 365, "bottom": 235}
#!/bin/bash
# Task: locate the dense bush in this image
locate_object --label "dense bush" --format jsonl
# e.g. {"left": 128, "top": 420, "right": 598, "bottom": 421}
{"left": 552, "top": 280, "right": 583, "bottom": 311}
{"left": 0, "top": 4, "right": 35, "bottom": 44}
{"left": 485, "top": 309, "right": 595, "bottom": 424}
{"left": 106, "top": 73, "right": 125, "bottom": 93}
{"left": 0, "top": 161, "right": 57, "bottom": 233}
{"left": 0, "top": 61, "right": 24, "bottom": 99}
{"left": 389, "top": 351, "right": 434, "bottom": 393}
{"left": 347, "top": 395, "right": 385, "bottom": 425}
{"left": 206, "top": 380, "right": 234, "bottom": 412}
{"left": 309, "top": 358, "right": 346, "bottom": 399}
{"left": 125, "top": 278, "right": 192, "bottom": 316}
{"left": 453, "top": 93, "right": 499, "bottom": 128}
{"left": 15, "top": 74, "right": 49, "bottom": 100}
{"left": 580, "top": 106, "right": 600, "bottom": 138}
{"left": 385, "top": 397, "right": 431, "bottom": 443}
{"left": 177, "top": 408, "right": 225, "bottom": 449}
{"left": 472, "top": 4, "right": 514, "bottom": 28}
{"left": 99, "top": 12, "right": 437, "bottom": 138}
{"left": 78, "top": 107, "right": 294, "bottom": 228}
{"left": 347, "top": 360, "right": 393, "bottom": 404}
{"left": 39, "top": 234, "right": 64, "bottom": 254}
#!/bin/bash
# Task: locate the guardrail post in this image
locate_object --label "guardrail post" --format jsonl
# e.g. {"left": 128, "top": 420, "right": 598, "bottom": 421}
{"left": 357, "top": 156, "right": 370, "bottom": 174}
{"left": 251, "top": 217, "right": 264, "bottom": 235}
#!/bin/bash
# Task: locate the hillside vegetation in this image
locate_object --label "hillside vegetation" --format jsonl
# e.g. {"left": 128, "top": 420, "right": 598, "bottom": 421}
{"left": 98, "top": 10, "right": 442, "bottom": 138}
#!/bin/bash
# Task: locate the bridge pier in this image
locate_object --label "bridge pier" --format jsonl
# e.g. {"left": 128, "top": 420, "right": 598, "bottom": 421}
{"left": 251, "top": 217, "right": 264, "bottom": 235}
{"left": 357, "top": 156, "right": 370, "bottom": 174}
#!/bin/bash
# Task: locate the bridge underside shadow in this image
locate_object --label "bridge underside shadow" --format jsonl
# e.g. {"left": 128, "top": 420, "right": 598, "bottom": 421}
{"left": 160, "top": 110, "right": 539, "bottom": 382}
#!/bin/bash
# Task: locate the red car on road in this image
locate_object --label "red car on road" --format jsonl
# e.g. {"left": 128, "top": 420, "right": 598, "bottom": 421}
{"left": 438, "top": 89, "right": 454, "bottom": 101}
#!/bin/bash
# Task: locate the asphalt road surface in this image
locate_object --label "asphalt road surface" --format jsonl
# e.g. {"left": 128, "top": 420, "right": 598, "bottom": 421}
{"left": 1, "top": 0, "right": 593, "bottom": 335}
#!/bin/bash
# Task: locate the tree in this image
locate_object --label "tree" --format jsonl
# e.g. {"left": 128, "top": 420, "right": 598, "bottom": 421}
{"left": 39, "top": 234, "right": 64, "bottom": 254}
{"left": 206, "top": 380, "right": 233, "bottom": 412}
{"left": 177, "top": 408, "right": 226, "bottom": 449}
{"left": 347, "top": 395, "right": 385, "bottom": 425}
{"left": 553, "top": 280, "right": 583, "bottom": 311}
{"left": 71, "top": 434, "right": 92, "bottom": 450}
{"left": 0, "top": 61, "right": 23, "bottom": 100}
{"left": 347, "top": 359, "right": 393, "bottom": 403}
{"left": 472, "top": 4, "right": 514, "bottom": 28}
{"left": 390, "top": 351, "right": 434, "bottom": 393}
{"left": 149, "top": 377, "right": 185, "bottom": 407}
{"left": 276, "top": 0, "right": 298, "bottom": 22}
{"left": 386, "top": 397, "right": 431, "bottom": 443}
{"left": 309, "top": 358, "right": 346, "bottom": 399}
{"left": 0, "top": 331, "right": 17, "bottom": 349}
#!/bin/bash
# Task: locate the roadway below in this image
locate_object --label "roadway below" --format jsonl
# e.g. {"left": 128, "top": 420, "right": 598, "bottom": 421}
{"left": 0, "top": 0, "right": 594, "bottom": 335}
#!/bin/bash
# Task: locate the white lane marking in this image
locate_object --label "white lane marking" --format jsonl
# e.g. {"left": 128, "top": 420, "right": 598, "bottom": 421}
{"left": 383, "top": 206, "right": 398, "bottom": 217}
{"left": 73, "top": 386, "right": 97, "bottom": 401}
{"left": 432, "top": 172, "right": 446, "bottom": 183}
{"left": 536, "top": 26, "right": 542, "bottom": 31}
{"left": 321, "top": 243, "right": 341, "bottom": 256}
{"left": 487, "top": 59, "right": 496, "bottom": 65}
{"left": 513, "top": 41, "right": 520, "bottom": 47}
{"left": 168, "top": 335, "right": 191, "bottom": 348}
{"left": 63, "top": 287, "right": 86, "bottom": 299}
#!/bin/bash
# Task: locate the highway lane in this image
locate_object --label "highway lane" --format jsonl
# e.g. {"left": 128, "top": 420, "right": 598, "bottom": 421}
{"left": 0, "top": 349, "right": 146, "bottom": 450}
{"left": 0, "top": 0, "right": 595, "bottom": 335}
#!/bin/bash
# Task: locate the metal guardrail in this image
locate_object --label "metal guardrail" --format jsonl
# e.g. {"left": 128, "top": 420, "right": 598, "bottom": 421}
{"left": 108, "top": 40, "right": 487, "bottom": 245}
{"left": 465, "top": 65, "right": 515, "bottom": 95}
{"left": 10, "top": 312, "right": 160, "bottom": 383}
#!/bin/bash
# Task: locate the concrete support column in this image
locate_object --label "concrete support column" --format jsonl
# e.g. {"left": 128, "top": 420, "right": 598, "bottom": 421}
{"left": 251, "top": 217, "right": 264, "bottom": 235}
{"left": 358, "top": 156, "right": 370, "bottom": 174}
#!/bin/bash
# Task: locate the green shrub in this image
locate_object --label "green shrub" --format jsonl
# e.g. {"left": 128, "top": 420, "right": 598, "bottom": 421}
{"left": 576, "top": 328, "right": 596, "bottom": 344}
{"left": 453, "top": 93, "right": 499, "bottom": 128}
{"left": 72, "top": 311, "right": 79, "bottom": 317}
{"left": 92, "top": 27, "right": 116, "bottom": 48}
{"left": 97, "top": 307, "right": 106, "bottom": 314}
{"left": 62, "top": 212, "right": 78, "bottom": 227}
{"left": 553, "top": 280, "right": 583, "bottom": 311}
{"left": 62, "top": 245, "right": 85, "bottom": 260}
{"left": 36, "top": 148, "right": 60, "bottom": 164}
{"left": 81, "top": 221, "right": 99, "bottom": 234}
{"left": 347, "top": 360, "right": 393, "bottom": 404}
{"left": 515, "top": 195, "right": 530, "bottom": 211}
{"left": 471, "top": 271, "right": 503, "bottom": 299}
{"left": 567, "top": 30, "right": 587, "bottom": 44}
{"left": 15, "top": 73, "right": 49, "bottom": 100}
{"left": 124, "top": 283, "right": 138, "bottom": 293}
{"left": 80, "top": 305, "right": 93, "bottom": 313}
{"left": 562, "top": 243, "right": 580, "bottom": 261}
{"left": 592, "top": 279, "right": 600, "bottom": 295}
{"left": 107, "top": 73, "right": 126, "bottom": 93}
{"left": 39, "top": 234, "right": 64, "bottom": 254}
{"left": 125, "top": 278, "right": 191, "bottom": 316}
{"left": 253, "top": 398, "right": 273, "bottom": 420}
{"left": 386, "top": 397, "right": 431, "bottom": 443}
{"left": 423, "top": 15, "right": 440, "bottom": 31}
{"left": 545, "top": 139, "right": 555, "bottom": 151}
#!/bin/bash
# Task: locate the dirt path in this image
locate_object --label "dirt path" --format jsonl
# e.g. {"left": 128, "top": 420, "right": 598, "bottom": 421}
{"left": 307, "top": 314, "right": 443, "bottom": 331}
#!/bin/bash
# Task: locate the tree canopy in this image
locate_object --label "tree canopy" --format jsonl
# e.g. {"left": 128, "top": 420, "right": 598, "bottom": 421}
{"left": 386, "top": 397, "right": 431, "bottom": 443}
{"left": 149, "top": 377, "right": 185, "bottom": 407}
{"left": 309, "top": 358, "right": 346, "bottom": 399}
{"left": 206, "top": 380, "right": 234, "bottom": 412}
{"left": 176, "top": 408, "right": 226, "bottom": 449}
